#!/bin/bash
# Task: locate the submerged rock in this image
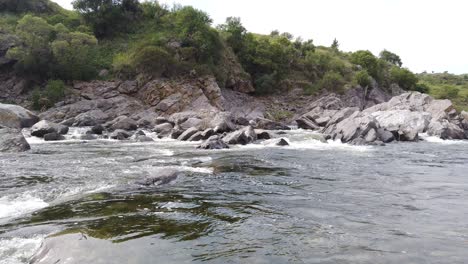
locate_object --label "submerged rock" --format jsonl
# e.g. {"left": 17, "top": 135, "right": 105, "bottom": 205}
{"left": 137, "top": 169, "right": 179, "bottom": 186}
{"left": 275, "top": 138, "right": 290, "bottom": 146}
{"left": 43, "top": 132, "right": 65, "bottom": 141}
{"left": 0, "top": 128, "right": 30, "bottom": 152}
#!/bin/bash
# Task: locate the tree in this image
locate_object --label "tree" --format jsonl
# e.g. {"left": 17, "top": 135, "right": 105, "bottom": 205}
{"left": 6, "top": 15, "right": 54, "bottom": 78}
{"left": 380, "top": 49, "right": 402, "bottom": 67}
{"left": 350, "top": 50, "right": 382, "bottom": 81}
{"left": 218, "top": 17, "right": 246, "bottom": 53}
{"left": 355, "top": 70, "right": 371, "bottom": 88}
{"left": 51, "top": 31, "right": 98, "bottom": 80}
{"left": 331, "top": 38, "right": 339, "bottom": 52}
{"left": 72, "top": 0, "right": 141, "bottom": 37}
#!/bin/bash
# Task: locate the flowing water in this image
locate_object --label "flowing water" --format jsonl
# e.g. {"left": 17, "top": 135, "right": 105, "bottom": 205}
{"left": 1, "top": 129, "right": 468, "bottom": 264}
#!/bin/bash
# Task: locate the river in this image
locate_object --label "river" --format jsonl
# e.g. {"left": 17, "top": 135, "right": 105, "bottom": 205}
{"left": 1, "top": 129, "right": 468, "bottom": 264}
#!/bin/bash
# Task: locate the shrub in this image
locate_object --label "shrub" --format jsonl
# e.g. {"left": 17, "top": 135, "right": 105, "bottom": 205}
{"left": 131, "top": 46, "right": 172, "bottom": 76}
{"left": 355, "top": 70, "right": 371, "bottom": 88}
{"left": 414, "top": 83, "right": 430, "bottom": 93}
{"left": 379, "top": 50, "right": 402, "bottom": 67}
{"left": 319, "top": 71, "right": 345, "bottom": 93}
{"left": 112, "top": 52, "right": 135, "bottom": 79}
{"left": 437, "top": 85, "right": 460, "bottom": 99}
{"left": 390, "top": 67, "right": 418, "bottom": 90}
{"left": 350, "top": 50, "right": 382, "bottom": 81}
{"left": 30, "top": 80, "right": 66, "bottom": 110}
{"left": 255, "top": 73, "right": 278, "bottom": 94}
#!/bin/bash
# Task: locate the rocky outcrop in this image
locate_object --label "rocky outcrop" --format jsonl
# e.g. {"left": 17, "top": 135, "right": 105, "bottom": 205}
{"left": 31, "top": 120, "right": 68, "bottom": 138}
{"left": 302, "top": 92, "right": 467, "bottom": 144}
{"left": 0, "top": 128, "right": 30, "bottom": 152}
{"left": 0, "top": 103, "right": 39, "bottom": 128}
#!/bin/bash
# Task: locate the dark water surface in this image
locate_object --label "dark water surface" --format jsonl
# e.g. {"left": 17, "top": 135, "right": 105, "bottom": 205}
{"left": 1, "top": 130, "right": 467, "bottom": 264}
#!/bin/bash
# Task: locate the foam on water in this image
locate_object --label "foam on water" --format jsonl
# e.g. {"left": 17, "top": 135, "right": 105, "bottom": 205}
{"left": 0, "top": 235, "right": 45, "bottom": 264}
{"left": 0, "top": 194, "right": 48, "bottom": 219}
{"left": 420, "top": 133, "right": 468, "bottom": 144}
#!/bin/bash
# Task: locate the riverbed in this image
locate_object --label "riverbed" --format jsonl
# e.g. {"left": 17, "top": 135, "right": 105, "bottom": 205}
{"left": 1, "top": 130, "right": 468, "bottom": 264}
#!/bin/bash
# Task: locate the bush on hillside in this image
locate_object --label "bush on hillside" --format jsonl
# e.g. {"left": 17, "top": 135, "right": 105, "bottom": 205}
{"left": 390, "top": 67, "right": 418, "bottom": 90}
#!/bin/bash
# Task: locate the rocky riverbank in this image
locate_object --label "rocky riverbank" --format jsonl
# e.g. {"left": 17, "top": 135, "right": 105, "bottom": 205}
{"left": 1, "top": 76, "right": 467, "bottom": 153}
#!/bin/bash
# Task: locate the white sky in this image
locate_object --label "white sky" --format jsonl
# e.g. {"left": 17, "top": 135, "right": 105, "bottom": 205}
{"left": 55, "top": 0, "right": 467, "bottom": 74}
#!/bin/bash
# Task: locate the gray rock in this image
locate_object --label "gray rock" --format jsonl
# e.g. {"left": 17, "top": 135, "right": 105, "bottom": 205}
{"left": 223, "top": 126, "right": 257, "bottom": 145}
{"left": 72, "top": 110, "right": 109, "bottom": 126}
{"left": 211, "top": 112, "right": 237, "bottom": 133}
{"left": 427, "top": 120, "right": 465, "bottom": 140}
{"left": 137, "top": 169, "right": 179, "bottom": 186}
{"left": 110, "top": 116, "right": 137, "bottom": 131}
{"left": 154, "top": 123, "right": 173, "bottom": 137}
{"left": 178, "top": 127, "right": 199, "bottom": 141}
{"left": 171, "top": 126, "right": 184, "bottom": 139}
{"left": 155, "top": 117, "right": 172, "bottom": 125}
{"left": 31, "top": 120, "right": 69, "bottom": 138}
{"left": 296, "top": 117, "right": 320, "bottom": 130}
{"left": 276, "top": 138, "right": 289, "bottom": 146}
{"left": 315, "top": 116, "right": 331, "bottom": 127}
{"left": 118, "top": 81, "right": 138, "bottom": 94}
{"left": 180, "top": 117, "right": 203, "bottom": 130}
{"left": 198, "top": 136, "right": 229, "bottom": 150}
{"left": 156, "top": 93, "right": 182, "bottom": 112}
{"left": 188, "top": 131, "right": 203, "bottom": 141}
{"left": 44, "top": 132, "right": 65, "bottom": 141}
{"left": 377, "top": 128, "right": 395, "bottom": 143}
{"left": 200, "top": 128, "right": 215, "bottom": 140}
{"left": 364, "top": 128, "right": 378, "bottom": 142}
{"left": 255, "top": 118, "right": 290, "bottom": 130}
{"left": 91, "top": 124, "right": 105, "bottom": 135}
{"left": 0, "top": 128, "right": 30, "bottom": 152}
{"left": 110, "top": 129, "right": 132, "bottom": 140}
{"left": 256, "top": 130, "right": 272, "bottom": 140}
{"left": 372, "top": 110, "right": 431, "bottom": 141}
{"left": 0, "top": 103, "right": 39, "bottom": 128}
{"left": 327, "top": 107, "right": 359, "bottom": 127}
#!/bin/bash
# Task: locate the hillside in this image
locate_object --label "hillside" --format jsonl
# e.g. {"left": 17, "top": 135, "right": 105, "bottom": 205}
{"left": 0, "top": 0, "right": 466, "bottom": 112}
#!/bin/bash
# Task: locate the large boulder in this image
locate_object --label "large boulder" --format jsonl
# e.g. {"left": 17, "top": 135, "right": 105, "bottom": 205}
{"left": 70, "top": 110, "right": 109, "bottom": 127}
{"left": 31, "top": 120, "right": 69, "bottom": 138}
{"left": 153, "top": 123, "right": 173, "bottom": 137}
{"left": 180, "top": 117, "right": 203, "bottom": 130}
{"left": 109, "top": 116, "right": 137, "bottom": 131}
{"left": 372, "top": 110, "right": 431, "bottom": 141}
{"left": 223, "top": 126, "right": 257, "bottom": 145}
{"left": 324, "top": 112, "right": 377, "bottom": 143}
{"left": 0, "top": 128, "right": 30, "bottom": 152}
{"left": 427, "top": 120, "right": 465, "bottom": 140}
{"left": 0, "top": 103, "right": 39, "bottom": 128}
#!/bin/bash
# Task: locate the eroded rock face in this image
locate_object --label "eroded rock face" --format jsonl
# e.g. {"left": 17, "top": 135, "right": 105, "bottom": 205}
{"left": 0, "top": 103, "right": 39, "bottom": 128}
{"left": 0, "top": 128, "right": 30, "bottom": 152}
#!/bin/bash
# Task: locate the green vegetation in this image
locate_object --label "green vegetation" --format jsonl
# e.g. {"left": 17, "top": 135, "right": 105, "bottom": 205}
{"left": 31, "top": 80, "right": 66, "bottom": 110}
{"left": 418, "top": 72, "right": 468, "bottom": 111}
{"left": 0, "top": 0, "right": 466, "bottom": 107}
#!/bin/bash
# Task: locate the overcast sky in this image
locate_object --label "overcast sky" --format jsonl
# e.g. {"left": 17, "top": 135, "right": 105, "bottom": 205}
{"left": 55, "top": 0, "right": 467, "bottom": 74}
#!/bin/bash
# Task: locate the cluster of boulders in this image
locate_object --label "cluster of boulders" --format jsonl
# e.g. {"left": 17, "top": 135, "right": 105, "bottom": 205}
{"left": 296, "top": 92, "right": 468, "bottom": 145}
